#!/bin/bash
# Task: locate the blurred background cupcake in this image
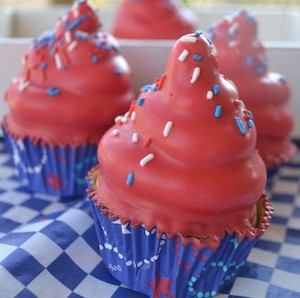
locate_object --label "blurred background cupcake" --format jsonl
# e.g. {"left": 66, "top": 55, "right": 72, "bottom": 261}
{"left": 206, "top": 10, "right": 298, "bottom": 176}
{"left": 111, "top": 0, "right": 197, "bottom": 39}
{"left": 2, "top": 0, "right": 134, "bottom": 197}
{"left": 87, "top": 30, "right": 272, "bottom": 297}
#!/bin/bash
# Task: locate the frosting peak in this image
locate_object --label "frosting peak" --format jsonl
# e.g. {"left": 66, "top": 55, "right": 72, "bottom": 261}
{"left": 91, "top": 31, "right": 267, "bottom": 240}
{"left": 111, "top": 0, "right": 197, "bottom": 40}
{"left": 56, "top": 0, "right": 100, "bottom": 36}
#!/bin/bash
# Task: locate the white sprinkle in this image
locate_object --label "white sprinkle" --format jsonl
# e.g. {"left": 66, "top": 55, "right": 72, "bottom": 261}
{"left": 12, "top": 78, "right": 19, "bottom": 84}
{"left": 65, "top": 31, "right": 71, "bottom": 43}
{"left": 228, "top": 40, "right": 239, "bottom": 47}
{"left": 76, "top": 30, "right": 89, "bottom": 39}
{"left": 190, "top": 67, "right": 201, "bottom": 84}
{"left": 121, "top": 116, "right": 128, "bottom": 124}
{"left": 140, "top": 153, "right": 154, "bottom": 167}
{"left": 54, "top": 53, "right": 63, "bottom": 69}
{"left": 112, "top": 129, "right": 119, "bottom": 136}
{"left": 207, "top": 90, "right": 213, "bottom": 99}
{"left": 132, "top": 133, "right": 139, "bottom": 143}
{"left": 73, "top": 8, "right": 79, "bottom": 18}
{"left": 180, "top": 36, "right": 197, "bottom": 43}
{"left": 178, "top": 49, "right": 189, "bottom": 62}
{"left": 124, "top": 111, "right": 130, "bottom": 118}
{"left": 68, "top": 41, "right": 78, "bottom": 52}
{"left": 19, "top": 81, "right": 30, "bottom": 92}
{"left": 131, "top": 111, "right": 136, "bottom": 121}
{"left": 228, "top": 22, "right": 239, "bottom": 36}
{"left": 163, "top": 121, "right": 173, "bottom": 137}
{"left": 115, "top": 115, "right": 122, "bottom": 123}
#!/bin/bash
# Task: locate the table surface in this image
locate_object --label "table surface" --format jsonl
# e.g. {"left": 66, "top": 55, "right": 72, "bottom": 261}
{"left": 0, "top": 140, "right": 300, "bottom": 298}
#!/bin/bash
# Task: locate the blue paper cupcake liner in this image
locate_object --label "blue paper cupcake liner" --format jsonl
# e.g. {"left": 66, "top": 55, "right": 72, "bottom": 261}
{"left": 2, "top": 127, "right": 97, "bottom": 197}
{"left": 89, "top": 196, "right": 272, "bottom": 298}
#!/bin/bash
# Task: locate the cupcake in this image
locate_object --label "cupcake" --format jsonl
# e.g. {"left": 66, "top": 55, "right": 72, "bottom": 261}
{"left": 2, "top": 0, "right": 134, "bottom": 197}
{"left": 111, "top": 0, "right": 197, "bottom": 40}
{"left": 206, "top": 10, "right": 298, "bottom": 174}
{"left": 87, "top": 30, "right": 272, "bottom": 297}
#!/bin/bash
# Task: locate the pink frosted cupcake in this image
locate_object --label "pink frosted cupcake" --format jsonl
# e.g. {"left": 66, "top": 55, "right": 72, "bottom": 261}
{"left": 87, "top": 30, "right": 272, "bottom": 297}
{"left": 206, "top": 10, "right": 298, "bottom": 174}
{"left": 2, "top": 0, "right": 134, "bottom": 197}
{"left": 111, "top": 0, "right": 197, "bottom": 39}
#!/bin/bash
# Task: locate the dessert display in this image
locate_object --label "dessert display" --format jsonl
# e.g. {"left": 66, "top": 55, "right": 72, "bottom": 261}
{"left": 111, "top": 0, "right": 197, "bottom": 39}
{"left": 206, "top": 10, "right": 298, "bottom": 171}
{"left": 2, "top": 0, "right": 134, "bottom": 196}
{"left": 87, "top": 30, "right": 272, "bottom": 297}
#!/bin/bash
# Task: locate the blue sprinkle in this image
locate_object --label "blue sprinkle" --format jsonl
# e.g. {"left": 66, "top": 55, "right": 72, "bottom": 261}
{"left": 247, "top": 119, "right": 253, "bottom": 128}
{"left": 63, "top": 20, "right": 68, "bottom": 28}
{"left": 193, "top": 54, "right": 203, "bottom": 61}
{"left": 81, "top": 14, "right": 90, "bottom": 21}
{"left": 197, "top": 293, "right": 203, "bottom": 298}
{"left": 102, "top": 45, "right": 110, "bottom": 51}
{"left": 49, "top": 33, "right": 56, "bottom": 49}
{"left": 246, "top": 56, "right": 254, "bottom": 66}
{"left": 213, "top": 84, "right": 219, "bottom": 95}
{"left": 247, "top": 14, "right": 256, "bottom": 23}
{"left": 279, "top": 76, "right": 288, "bottom": 83}
{"left": 191, "top": 276, "right": 197, "bottom": 283}
{"left": 247, "top": 110, "right": 254, "bottom": 119}
{"left": 40, "top": 63, "right": 47, "bottom": 70}
{"left": 206, "top": 28, "right": 215, "bottom": 42}
{"left": 126, "top": 172, "right": 134, "bottom": 186}
{"left": 48, "top": 87, "right": 60, "bottom": 96}
{"left": 150, "top": 85, "right": 157, "bottom": 91}
{"left": 137, "top": 98, "right": 145, "bottom": 105}
{"left": 68, "top": 18, "right": 82, "bottom": 31}
{"left": 211, "top": 262, "right": 216, "bottom": 267}
{"left": 225, "top": 275, "right": 231, "bottom": 281}
{"left": 40, "top": 40, "right": 47, "bottom": 48}
{"left": 75, "top": 31, "right": 89, "bottom": 40}
{"left": 57, "top": 40, "right": 63, "bottom": 46}
{"left": 214, "top": 105, "right": 222, "bottom": 118}
{"left": 142, "top": 84, "right": 157, "bottom": 92}
{"left": 206, "top": 38, "right": 213, "bottom": 45}
{"left": 204, "top": 292, "right": 210, "bottom": 298}
{"left": 194, "top": 30, "right": 202, "bottom": 37}
{"left": 235, "top": 117, "right": 246, "bottom": 135}
{"left": 257, "top": 62, "right": 267, "bottom": 74}
{"left": 211, "top": 291, "right": 217, "bottom": 296}
{"left": 115, "top": 69, "right": 122, "bottom": 75}
{"left": 92, "top": 55, "right": 99, "bottom": 63}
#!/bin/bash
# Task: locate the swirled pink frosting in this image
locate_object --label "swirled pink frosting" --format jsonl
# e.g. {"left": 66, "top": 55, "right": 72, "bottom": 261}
{"left": 207, "top": 10, "right": 297, "bottom": 169}
{"left": 91, "top": 31, "right": 267, "bottom": 240}
{"left": 111, "top": 0, "right": 197, "bottom": 39}
{"left": 4, "top": 0, "right": 134, "bottom": 146}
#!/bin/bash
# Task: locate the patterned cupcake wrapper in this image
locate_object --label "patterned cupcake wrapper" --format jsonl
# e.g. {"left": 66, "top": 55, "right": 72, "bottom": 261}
{"left": 2, "top": 127, "right": 97, "bottom": 197}
{"left": 89, "top": 200, "right": 270, "bottom": 298}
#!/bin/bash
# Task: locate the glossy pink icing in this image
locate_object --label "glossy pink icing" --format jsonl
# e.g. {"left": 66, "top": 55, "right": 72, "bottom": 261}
{"left": 90, "top": 31, "right": 268, "bottom": 241}
{"left": 111, "top": 0, "right": 197, "bottom": 39}
{"left": 4, "top": 0, "right": 134, "bottom": 146}
{"left": 207, "top": 10, "right": 297, "bottom": 169}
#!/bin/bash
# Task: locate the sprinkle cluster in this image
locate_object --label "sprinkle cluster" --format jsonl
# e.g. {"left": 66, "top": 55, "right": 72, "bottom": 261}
{"left": 110, "top": 31, "right": 254, "bottom": 188}
{"left": 15, "top": 0, "right": 121, "bottom": 99}
{"left": 208, "top": 11, "right": 268, "bottom": 76}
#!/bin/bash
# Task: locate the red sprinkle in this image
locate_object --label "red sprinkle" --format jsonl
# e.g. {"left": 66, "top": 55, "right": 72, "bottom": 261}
{"left": 143, "top": 138, "right": 152, "bottom": 148}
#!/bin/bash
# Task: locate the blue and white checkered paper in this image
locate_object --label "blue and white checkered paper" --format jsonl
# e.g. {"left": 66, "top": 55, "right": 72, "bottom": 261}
{"left": 1, "top": 140, "right": 300, "bottom": 298}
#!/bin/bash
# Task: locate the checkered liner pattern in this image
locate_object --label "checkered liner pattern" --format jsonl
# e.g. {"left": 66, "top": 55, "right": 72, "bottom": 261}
{"left": 1, "top": 140, "right": 300, "bottom": 298}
